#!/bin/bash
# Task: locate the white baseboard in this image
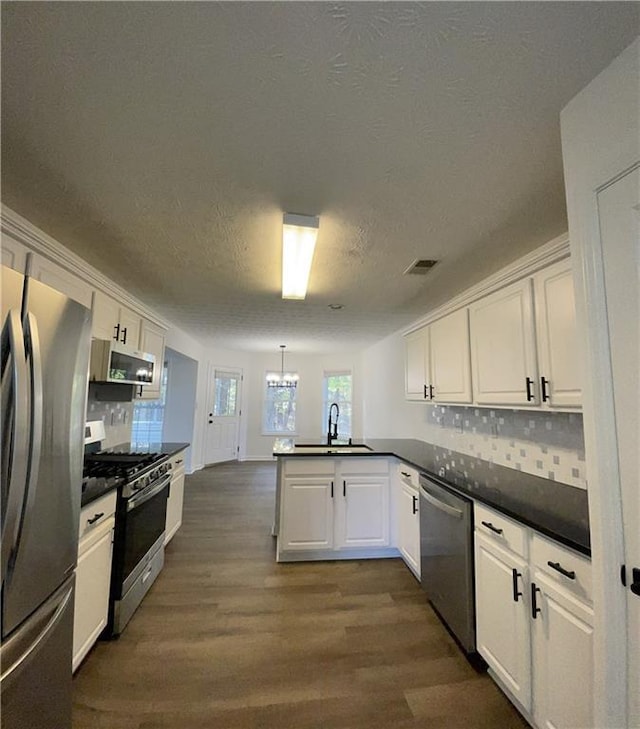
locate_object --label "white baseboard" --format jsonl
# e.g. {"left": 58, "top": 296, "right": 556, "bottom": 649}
{"left": 240, "top": 455, "right": 277, "bottom": 462}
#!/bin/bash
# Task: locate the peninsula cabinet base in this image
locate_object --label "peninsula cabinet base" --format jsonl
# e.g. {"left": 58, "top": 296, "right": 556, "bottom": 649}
{"left": 276, "top": 546, "right": 401, "bottom": 563}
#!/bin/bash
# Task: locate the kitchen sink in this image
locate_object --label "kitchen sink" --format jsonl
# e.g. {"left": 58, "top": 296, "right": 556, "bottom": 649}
{"left": 292, "top": 444, "right": 373, "bottom": 455}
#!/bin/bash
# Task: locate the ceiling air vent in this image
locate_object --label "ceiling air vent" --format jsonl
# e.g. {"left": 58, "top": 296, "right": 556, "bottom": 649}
{"left": 403, "top": 259, "right": 439, "bottom": 275}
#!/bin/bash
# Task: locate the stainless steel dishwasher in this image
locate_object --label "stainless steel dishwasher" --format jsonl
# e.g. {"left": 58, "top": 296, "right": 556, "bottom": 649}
{"left": 419, "top": 474, "right": 476, "bottom": 653}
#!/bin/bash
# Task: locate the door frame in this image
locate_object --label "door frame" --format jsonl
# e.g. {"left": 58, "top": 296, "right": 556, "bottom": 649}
{"left": 560, "top": 39, "right": 639, "bottom": 728}
{"left": 204, "top": 364, "right": 243, "bottom": 465}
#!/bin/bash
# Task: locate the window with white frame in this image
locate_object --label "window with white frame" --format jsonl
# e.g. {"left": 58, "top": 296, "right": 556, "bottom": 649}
{"left": 263, "top": 376, "right": 298, "bottom": 434}
{"left": 323, "top": 371, "right": 352, "bottom": 440}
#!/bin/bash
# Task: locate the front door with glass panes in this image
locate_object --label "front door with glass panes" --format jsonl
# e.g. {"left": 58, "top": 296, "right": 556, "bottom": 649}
{"left": 204, "top": 368, "right": 242, "bottom": 464}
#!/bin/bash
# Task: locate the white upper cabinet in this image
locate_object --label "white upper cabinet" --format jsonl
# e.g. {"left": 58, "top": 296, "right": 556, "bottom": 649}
{"left": 533, "top": 259, "right": 581, "bottom": 408}
{"left": 91, "top": 290, "right": 143, "bottom": 349}
{"left": 92, "top": 290, "right": 166, "bottom": 399}
{"left": 138, "top": 319, "right": 166, "bottom": 400}
{"left": 29, "top": 253, "right": 93, "bottom": 309}
{"left": 1, "top": 233, "right": 29, "bottom": 272}
{"left": 403, "top": 235, "right": 580, "bottom": 411}
{"left": 91, "top": 290, "right": 121, "bottom": 341}
{"left": 469, "top": 278, "right": 539, "bottom": 406}
{"left": 429, "top": 308, "right": 472, "bottom": 403}
{"left": 404, "top": 326, "right": 431, "bottom": 401}
{"left": 118, "top": 306, "right": 142, "bottom": 349}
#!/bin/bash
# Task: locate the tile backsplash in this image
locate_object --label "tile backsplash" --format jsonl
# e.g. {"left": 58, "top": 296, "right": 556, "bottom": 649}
{"left": 421, "top": 406, "right": 586, "bottom": 489}
{"left": 86, "top": 389, "right": 133, "bottom": 449}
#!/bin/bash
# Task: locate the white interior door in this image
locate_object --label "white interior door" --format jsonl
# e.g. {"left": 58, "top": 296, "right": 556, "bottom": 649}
{"left": 204, "top": 368, "right": 242, "bottom": 465}
{"left": 597, "top": 167, "right": 639, "bottom": 727}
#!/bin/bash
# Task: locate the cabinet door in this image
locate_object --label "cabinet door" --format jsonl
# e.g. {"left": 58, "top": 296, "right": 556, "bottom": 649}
{"left": 29, "top": 254, "right": 93, "bottom": 308}
{"left": 339, "top": 476, "right": 389, "bottom": 548}
{"left": 280, "top": 477, "right": 334, "bottom": 551}
{"left": 475, "top": 533, "right": 531, "bottom": 712}
{"left": 1, "top": 234, "right": 28, "bottom": 272}
{"left": 73, "top": 525, "right": 114, "bottom": 671}
{"left": 118, "top": 306, "right": 141, "bottom": 348}
{"left": 398, "top": 481, "right": 420, "bottom": 577}
{"left": 532, "top": 571, "right": 594, "bottom": 729}
{"left": 165, "top": 470, "right": 185, "bottom": 545}
{"left": 138, "top": 319, "right": 166, "bottom": 400}
{"left": 91, "top": 290, "right": 120, "bottom": 341}
{"left": 470, "top": 278, "right": 538, "bottom": 405}
{"left": 533, "top": 259, "right": 581, "bottom": 408}
{"left": 430, "top": 308, "right": 472, "bottom": 403}
{"left": 404, "top": 326, "right": 431, "bottom": 401}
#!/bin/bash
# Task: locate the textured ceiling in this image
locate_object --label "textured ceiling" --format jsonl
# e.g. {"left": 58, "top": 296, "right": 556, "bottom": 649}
{"left": 1, "top": 2, "right": 638, "bottom": 353}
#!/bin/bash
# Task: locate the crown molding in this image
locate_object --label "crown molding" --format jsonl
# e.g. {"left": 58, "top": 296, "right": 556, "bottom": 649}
{"left": 1, "top": 205, "right": 170, "bottom": 329}
{"left": 403, "top": 232, "right": 571, "bottom": 335}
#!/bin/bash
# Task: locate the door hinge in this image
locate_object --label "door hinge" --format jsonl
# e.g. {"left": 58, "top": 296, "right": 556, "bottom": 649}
{"left": 237, "top": 445, "right": 240, "bottom": 453}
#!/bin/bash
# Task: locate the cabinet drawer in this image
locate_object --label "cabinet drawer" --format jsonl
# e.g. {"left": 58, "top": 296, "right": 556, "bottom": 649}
{"left": 475, "top": 503, "right": 527, "bottom": 557}
{"left": 78, "top": 491, "right": 117, "bottom": 542}
{"left": 283, "top": 458, "right": 336, "bottom": 476}
{"left": 170, "top": 450, "right": 187, "bottom": 474}
{"left": 397, "top": 462, "right": 419, "bottom": 490}
{"left": 339, "top": 457, "right": 389, "bottom": 475}
{"left": 531, "top": 533, "right": 592, "bottom": 603}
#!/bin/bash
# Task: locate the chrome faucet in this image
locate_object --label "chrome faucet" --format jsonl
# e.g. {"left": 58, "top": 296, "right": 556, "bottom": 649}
{"left": 327, "top": 403, "right": 340, "bottom": 446}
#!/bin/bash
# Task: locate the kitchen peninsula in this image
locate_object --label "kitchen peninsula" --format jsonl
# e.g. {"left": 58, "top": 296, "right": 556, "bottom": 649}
{"left": 274, "top": 438, "right": 594, "bottom": 729}
{"left": 273, "top": 438, "right": 590, "bottom": 559}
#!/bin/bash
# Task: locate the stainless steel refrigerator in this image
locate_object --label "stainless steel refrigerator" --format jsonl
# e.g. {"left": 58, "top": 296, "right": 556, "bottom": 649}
{"left": 1, "top": 264, "right": 91, "bottom": 728}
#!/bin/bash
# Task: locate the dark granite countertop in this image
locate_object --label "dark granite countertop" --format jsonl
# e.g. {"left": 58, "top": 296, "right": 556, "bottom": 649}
{"left": 274, "top": 437, "right": 590, "bottom": 556}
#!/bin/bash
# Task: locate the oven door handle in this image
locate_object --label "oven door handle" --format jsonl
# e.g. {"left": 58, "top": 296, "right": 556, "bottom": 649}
{"left": 127, "top": 475, "right": 171, "bottom": 512}
{"left": 419, "top": 485, "right": 463, "bottom": 519}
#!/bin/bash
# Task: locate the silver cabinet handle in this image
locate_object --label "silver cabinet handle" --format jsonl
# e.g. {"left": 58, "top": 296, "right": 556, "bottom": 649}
{"left": 419, "top": 486, "right": 463, "bottom": 519}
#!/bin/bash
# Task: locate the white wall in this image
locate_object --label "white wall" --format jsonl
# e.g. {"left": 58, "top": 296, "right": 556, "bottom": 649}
{"left": 361, "top": 330, "right": 421, "bottom": 439}
{"left": 162, "top": 348, "right": 198, "bottom": 471}
{"left": 243, "top": 350, "right": 363, "bottom": 459}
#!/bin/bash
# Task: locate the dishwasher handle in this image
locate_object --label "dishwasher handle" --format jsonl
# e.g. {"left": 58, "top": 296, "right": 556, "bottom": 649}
{"left": 419, "top": 485, "right": 463, "bottom": 519}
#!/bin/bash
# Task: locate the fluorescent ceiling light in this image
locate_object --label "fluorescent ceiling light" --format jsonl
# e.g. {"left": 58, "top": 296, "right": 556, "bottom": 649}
{"left": 282, "top": 213, "right": 319, "bottom": 300}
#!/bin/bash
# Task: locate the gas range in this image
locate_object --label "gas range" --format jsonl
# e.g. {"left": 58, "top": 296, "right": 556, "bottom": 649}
{"left": 83, "top": 448, "right": 172, "bottom": 637}
{"left": 83, "top": 451, "right": 172, "bottom": 499}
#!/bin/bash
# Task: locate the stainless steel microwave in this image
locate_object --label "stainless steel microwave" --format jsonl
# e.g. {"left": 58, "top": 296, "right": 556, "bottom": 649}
{"left": 89, "top": 339, "right": 155, "bottom": 386}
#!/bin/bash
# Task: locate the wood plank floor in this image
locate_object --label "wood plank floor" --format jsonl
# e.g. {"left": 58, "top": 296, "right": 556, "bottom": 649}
{"left": 72, "top": 461, "right": 529, "bottom": 729}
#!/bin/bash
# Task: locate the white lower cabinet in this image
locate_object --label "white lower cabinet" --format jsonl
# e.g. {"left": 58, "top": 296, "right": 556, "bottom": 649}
{"left": 532, "top": 571, "right": 594, "bottom": 729}
{"left": 475, "top": 532, "right": 531, "bottom": 711}
{"left": 339, "top": 475, "right": 389, "bottom": 548}
{"left": 395, "top": 466, "right": 420, "bottom": 578}
{"left": 73, "top": 492, "right": 117, "bottom": 672}
{"left": 474, "top": 504, "right": 593, "bottom": 728}
{"left": 280, "top": 475, "right": 335, "bottom": 551}
{"left": 278, "top": 458, "right": 390, "bottom": 559}
{"left": 165, "top": 450, "right": 187, "bottom": 545}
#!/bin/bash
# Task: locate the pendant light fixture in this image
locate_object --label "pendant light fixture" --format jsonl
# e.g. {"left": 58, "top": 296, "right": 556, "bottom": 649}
{"left": 266, "top": 345, "right": 299, "bottom": 388}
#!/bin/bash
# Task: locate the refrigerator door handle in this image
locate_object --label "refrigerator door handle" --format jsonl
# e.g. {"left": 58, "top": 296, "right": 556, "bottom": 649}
{"left": 0, "top": 579, "right": 73, "bottom": 689}
{"left": 10, "top": 312, "right": 44, "bottom": 573}
{"left": 1, "top": 309, "right": 30, "bottom": 582}
{"left": 23, "top": 311, "right": 44, "bottom": 516}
